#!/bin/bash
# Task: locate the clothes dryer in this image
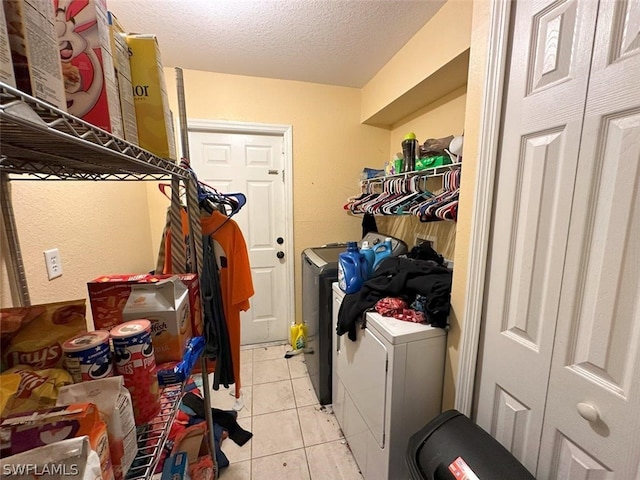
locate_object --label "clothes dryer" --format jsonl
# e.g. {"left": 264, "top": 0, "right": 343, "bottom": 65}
{"left": 332, "top": 282, "right": 446, "bottom": 480}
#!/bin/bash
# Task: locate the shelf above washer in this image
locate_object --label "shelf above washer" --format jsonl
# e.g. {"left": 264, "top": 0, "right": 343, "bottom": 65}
{"left": 0, "top": 83, "right": 187, "bottom": 181}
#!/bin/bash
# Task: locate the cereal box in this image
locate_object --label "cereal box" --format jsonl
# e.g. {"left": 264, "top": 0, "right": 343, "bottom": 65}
{"left": 87, "top": 273, "right": 202, "bottom": 337}
{"left": 0, "top": 5, "right": 16, "bottom": 87}
{"left": 126, "top": 33, "right": 176, "bottom": 159}
{"left": 53, "top": 0, "right": 123, "bottom": 136}
{"left": 122, "top": 277, "right": 192, "bottom": 364}
{"left": 1, "top": 402, "right": 115, "bottom": 480}
{"left": 107, "top": 11, "right": 137, "bottom": 144}
{"left": 3, "top": 0, "right": 65, "bottom": 108}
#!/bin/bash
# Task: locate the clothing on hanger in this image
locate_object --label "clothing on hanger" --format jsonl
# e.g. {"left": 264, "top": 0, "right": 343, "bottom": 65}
{"left": 162, "top": 207, "right": 254, "bottom": 399}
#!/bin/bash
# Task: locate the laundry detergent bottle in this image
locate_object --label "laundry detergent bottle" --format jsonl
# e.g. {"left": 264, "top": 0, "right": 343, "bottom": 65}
{"left": 338, "top": 241, "right": 367, "bottom": 293}
{"left": 360, "top": 241, "right": 375, "bottom": 279}
{"left": 372, "top": 237, "right": 393, "bottom": 271}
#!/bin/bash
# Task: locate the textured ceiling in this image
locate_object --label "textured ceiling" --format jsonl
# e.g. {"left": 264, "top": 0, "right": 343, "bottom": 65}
{"left": 108, "top": 0, "right": 446, "bottom": 88}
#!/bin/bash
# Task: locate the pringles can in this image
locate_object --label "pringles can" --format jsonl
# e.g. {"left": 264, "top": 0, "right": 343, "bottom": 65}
{"left": 110, "top": 319, "right": 160, "bottom": 425}
{"left": 62, "top": 330, "right": 114, "bottom": 383}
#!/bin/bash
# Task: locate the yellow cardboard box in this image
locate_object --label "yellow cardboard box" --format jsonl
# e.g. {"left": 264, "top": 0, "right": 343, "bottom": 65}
{"left": 126, "top": 33, "right": 176, "bottom": 159}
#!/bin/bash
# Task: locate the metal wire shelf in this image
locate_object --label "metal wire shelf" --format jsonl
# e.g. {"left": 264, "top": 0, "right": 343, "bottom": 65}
{"left": 0, "top": 82, "right": 188, "bottom": 181}
{"left": 125, "top": 383, "right": 184, "bottom": 480}
{"left": 360, "top": 162, "right": 461, "bottom": 185}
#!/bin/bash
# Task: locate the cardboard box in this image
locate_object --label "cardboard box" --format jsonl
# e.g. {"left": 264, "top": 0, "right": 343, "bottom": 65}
{"left": 2, "top": 0, "right": 65, "bottom": 109}
{"left": 57, "top": 377, "right": 137, "bottom": 480}
{"left": 122, "top": 277, "right": 192, "bottom": 364}
{"left": 107, "top": 11, "right": 138, "bottom": 144}
{"left": 1, "top": 403, "right": 115, "bottom": 480}
{"left": 54, "top": 0, "right": 123, "bottom": 136}
{"left": 126, "top": 33, "right": 176, "bottom": 159}
{"left": 87, "top": 273, "right": 202, "bottom": 337}
{"left": 0, "top": 5, "right": 16, "bottom": 87}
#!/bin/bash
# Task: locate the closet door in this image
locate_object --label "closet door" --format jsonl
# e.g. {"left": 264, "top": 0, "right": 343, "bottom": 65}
{"left": 474, "top": 0, "right": 598, "bottom": 473}
{"left": 536, "top": 1, "right": 640, "bottom": 477}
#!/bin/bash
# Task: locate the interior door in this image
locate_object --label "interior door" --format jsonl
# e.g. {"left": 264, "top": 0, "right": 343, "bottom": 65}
{"left": 188, "top": 129, "right": 290, "bottom": 345}
{"left": 474, "top": 0, "right": 598, "bottom": 473}
{"left": 536, "top": 0, "right": 640, "bottom": 476}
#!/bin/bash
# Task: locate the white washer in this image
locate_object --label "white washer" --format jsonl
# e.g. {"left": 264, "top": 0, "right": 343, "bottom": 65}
{"left": 332, "top": 283, "right": 447, "bottom": 480}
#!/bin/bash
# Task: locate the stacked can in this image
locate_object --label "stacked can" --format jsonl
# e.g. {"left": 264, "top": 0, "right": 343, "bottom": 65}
{"left": 110, "top": 319, "right": 161, "bottom": 425}
{"left": 62, "top": 331, "right": 114, "bottom": 383}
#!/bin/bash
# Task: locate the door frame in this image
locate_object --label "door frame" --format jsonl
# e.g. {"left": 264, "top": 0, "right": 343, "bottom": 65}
{"left": 454, "top": 0, "right": 512, "bottom": 416}
{"left": 186, "top": 118, "right": 295, "bottom": 342}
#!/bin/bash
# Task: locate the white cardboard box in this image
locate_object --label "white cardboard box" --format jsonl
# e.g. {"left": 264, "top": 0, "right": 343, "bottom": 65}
{"left": 0, "top": 5, "right": 16, "bottom": 87}
{"left": 3, "top": 0, "right": 66, "bottom": 109}
{"left": 122, "top": 276, "right": 192, "bottom": 364}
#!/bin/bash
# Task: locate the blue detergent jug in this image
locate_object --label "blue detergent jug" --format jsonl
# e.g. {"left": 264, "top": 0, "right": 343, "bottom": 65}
{"left": 360, "top": 241, "right": 375, "bottom": 279}
{"left": 338, "top": 242, "right": 367, "bottom": 293}
{"left": 372, "top": 237, "right": 393, "bottom": 271}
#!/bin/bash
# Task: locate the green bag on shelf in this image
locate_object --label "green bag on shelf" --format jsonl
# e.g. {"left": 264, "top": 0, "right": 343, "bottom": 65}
{"left": 416, "top": 155, "right": 452, "bottom": 171}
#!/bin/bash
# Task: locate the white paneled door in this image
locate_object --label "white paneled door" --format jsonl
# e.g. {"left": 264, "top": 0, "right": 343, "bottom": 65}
{"left": 188, "top": 128, "right": 290, "bottom": 345}
{"left": 537, "top": 0, "right": 640, "bottom": 477}
{"left": 475, "top": 0, "right": 598, "bottom": 472}
{"left": 476, "top": 0, "right": 640, "bottom": 477}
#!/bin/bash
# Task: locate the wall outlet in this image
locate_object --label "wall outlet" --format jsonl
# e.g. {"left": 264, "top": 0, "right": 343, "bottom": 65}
{"left": 44, "top": 248, "right": 63, "bottom": 280}
{"left": 415, "top": 234, "right": 437, "bottom": 250}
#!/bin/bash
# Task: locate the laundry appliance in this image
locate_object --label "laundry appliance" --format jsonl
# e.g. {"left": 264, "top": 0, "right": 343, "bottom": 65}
{"left": 301, "top": 232, "right": 407, "bottom": 405}
{"left": 332, "top": 283, "right": 447, "bottom": 480}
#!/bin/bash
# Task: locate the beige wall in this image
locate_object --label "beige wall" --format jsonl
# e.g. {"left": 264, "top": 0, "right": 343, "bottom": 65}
{"left": 153, "top": 68, "right": 390, "bottom": 325}
{"left": 0, "top": 181, "right": 155, "bottom": 328}
{"left": 443, "top": 0, "right": 493, "bottom": 409}
{"left": 361, "top": 0, "right": 473, "bottom": 125}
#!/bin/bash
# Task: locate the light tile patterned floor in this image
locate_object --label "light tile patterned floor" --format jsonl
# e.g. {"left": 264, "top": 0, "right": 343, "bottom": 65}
{"left": 210, "top": 344, "right": 364, "bottom": 480}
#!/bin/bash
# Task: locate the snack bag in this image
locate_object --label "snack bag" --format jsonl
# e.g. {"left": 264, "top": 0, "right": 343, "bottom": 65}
{"left": 1, "top": 403, "right": 114, "bottom": 480}
{"left": 1, "top": 300, "right": 87, "bottom": 371}
{"left": 0, "top": 436, "right": 103, "bottom": 479}
{"left": 0, "top": 366, "right": 72, "bottom": 418}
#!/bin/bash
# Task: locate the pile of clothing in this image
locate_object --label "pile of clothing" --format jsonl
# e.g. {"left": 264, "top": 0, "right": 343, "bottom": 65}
{"left": 336, "top": 242, "right": 452, "bottom": 341}
{"left": 152, "top": 379, "right": 252, "bottom": 479}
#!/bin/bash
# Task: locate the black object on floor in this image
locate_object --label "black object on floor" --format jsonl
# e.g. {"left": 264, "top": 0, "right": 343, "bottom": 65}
{"left": 406, "top": 409, "right": 535, "bottom": 480}
{"left": 183, "top": 392, "right": 253, "bottom": 446}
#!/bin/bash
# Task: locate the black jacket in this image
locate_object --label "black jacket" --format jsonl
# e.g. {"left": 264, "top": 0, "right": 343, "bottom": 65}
{"left": 336, "top": 256, "right": 452, "bottom": 341}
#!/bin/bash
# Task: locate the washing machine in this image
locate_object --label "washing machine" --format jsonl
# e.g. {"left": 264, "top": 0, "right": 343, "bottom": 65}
{"left": 332, "top": 283, "right": 447, "bottom": 480}
{"left": 301, "top": 233, "right": 407, "bottom": 405}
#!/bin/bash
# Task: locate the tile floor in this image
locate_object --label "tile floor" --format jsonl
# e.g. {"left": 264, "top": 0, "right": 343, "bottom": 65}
{"left": 208, "top": 343, "right": 364, "bottom": 480}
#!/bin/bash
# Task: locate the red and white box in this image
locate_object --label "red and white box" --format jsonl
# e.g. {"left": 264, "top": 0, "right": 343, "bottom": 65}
{"left": 88, "top": 273, "right": 202, "bottom": 338}
{"left": 53, "top": 0, "right": 123, "bottom": 136}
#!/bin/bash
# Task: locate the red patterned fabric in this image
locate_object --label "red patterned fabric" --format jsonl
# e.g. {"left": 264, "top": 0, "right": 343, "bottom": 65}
{"left": 374, "top": 297, "right": 426, "bottom": 323}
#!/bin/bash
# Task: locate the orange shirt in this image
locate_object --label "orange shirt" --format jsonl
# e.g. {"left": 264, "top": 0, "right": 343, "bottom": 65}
{"left": 164, "top": 210, "right": 254, "bottom": 398}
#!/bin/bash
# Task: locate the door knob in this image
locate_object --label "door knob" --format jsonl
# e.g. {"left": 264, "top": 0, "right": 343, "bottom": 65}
{"left": 277, "top": 237, "right": 284, "bottom": 244}
{"left": 577, "top": 402, "right": 600, "bottom": 423}
{"left": 277, "top": 251, "right": 285, "bottom": 259}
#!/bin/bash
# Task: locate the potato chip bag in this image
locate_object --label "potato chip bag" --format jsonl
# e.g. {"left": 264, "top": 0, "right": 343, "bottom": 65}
{"left": 1, "top": 299, "right": 87, "bottom": 371}
{"left": 0, "top": 366, "right": 72, "bottom": 418}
